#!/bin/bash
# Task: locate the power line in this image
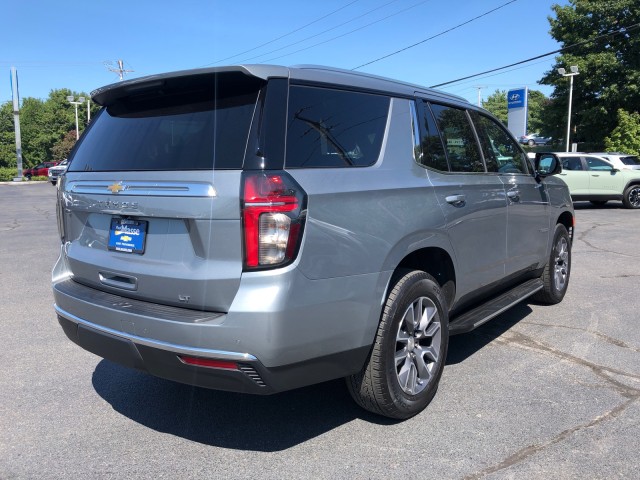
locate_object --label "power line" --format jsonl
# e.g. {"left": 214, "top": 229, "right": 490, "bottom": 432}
{"left": 238, "top": 0, "right": 407, "bottom": 63}
{"left": 257, "top": 0, "right": 430, "bottom": 64}
{"left": 352, "top": 0, "right": 519, "bottom": 70}
{"left": 429, "top": 22, "right": 640, "bottom": 88}
{"left": 201, "top": 0, "right": 361, "bottom": 66}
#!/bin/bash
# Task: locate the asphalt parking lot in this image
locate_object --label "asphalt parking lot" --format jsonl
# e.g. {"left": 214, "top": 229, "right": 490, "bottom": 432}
{"left": 1, "top": 182, "right": 639, "bottom": 479}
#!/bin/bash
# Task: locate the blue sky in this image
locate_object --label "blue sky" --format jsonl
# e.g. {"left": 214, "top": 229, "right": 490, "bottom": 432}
{"left": 3, "top": 0, "right": 568, "bottom": 105}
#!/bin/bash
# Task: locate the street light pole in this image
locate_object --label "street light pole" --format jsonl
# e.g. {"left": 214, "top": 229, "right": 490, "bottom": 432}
{"left": 67, "top": 95, "right": 86, "bottom": 140}
{"left": 557, "top": 66, "right": 579, "bottom": 152}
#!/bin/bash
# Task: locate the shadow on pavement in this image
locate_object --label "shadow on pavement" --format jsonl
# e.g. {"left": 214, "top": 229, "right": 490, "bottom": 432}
{"left": 93, "top": 301, "right": 545, "bottom": 449}
{"left": 92, "top": 360, "right": 395, "bottom": 451}
{"left": 446, "top": 302, "right": 535, "bottom": 365}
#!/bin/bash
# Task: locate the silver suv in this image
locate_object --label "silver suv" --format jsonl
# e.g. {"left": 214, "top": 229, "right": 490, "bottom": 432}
{"left": 53, "top": 65, "right": 574, "bottom": 419}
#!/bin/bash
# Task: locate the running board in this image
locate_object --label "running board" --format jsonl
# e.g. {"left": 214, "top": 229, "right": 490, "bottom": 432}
{"left": 449, "top": 278, "right": 543, "bottom": 335}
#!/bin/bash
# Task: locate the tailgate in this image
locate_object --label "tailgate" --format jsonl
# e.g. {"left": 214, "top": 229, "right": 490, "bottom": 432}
{"left": 59, "top": 171, "right": 243, "bottom": 311}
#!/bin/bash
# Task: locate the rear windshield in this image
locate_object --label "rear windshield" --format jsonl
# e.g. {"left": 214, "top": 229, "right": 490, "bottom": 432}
{"left": 69, "top": 76, "right": 260, "bottom": 171}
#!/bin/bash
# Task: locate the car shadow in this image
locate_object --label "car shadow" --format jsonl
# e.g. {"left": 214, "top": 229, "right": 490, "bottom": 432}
{"left": 92, "top": 360, "right": 396, "bottom": 451}
{"left": 446, "top": 302, "right": 534, "bottom": 365}
{"left": 92, "top": 301, "right": 537, "bottom": 449}
{"left": 572, "top": 201, "right": 624, "bottom": 210}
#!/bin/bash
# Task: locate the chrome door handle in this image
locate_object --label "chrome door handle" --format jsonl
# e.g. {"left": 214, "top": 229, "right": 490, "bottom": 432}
{"left": 445, "top": 194, "right": 466, "bottom": 207}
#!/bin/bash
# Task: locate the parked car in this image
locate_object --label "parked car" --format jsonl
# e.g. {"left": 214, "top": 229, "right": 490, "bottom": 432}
{"left": 23, "top": 161, "right": 58, "bottom": 180}
{"left": 589, "top": 152, "right": 640, "bottom": 171}
{"left": 557, "top": 152, "right": 640, "bottom": 208}
{"left": 53, "top": 65, "right": 574, "bottom": 419}
{"left": 48, "top": 159, "right": 69, "bottom": 185}
{"left": 519, "top": 134, "right": 553, "bottom": 146}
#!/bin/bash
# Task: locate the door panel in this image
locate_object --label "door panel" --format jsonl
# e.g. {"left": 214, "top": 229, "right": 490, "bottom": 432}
{"left": 584, "top": 156, "right": 625, "bottom": 195}
{"left": 558, "top": 156, "right": 590, "bottom": 194}
{"left": 468, "top": 112, "right": 549, "bottom": 275}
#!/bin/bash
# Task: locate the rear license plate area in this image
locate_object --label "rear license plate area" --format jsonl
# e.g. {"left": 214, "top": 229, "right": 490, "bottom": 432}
{"left": 108, "top": 218, "right": 148, "bottom": 254}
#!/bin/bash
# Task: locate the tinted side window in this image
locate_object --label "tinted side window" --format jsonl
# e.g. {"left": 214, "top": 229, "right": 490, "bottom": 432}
{"left": 585, "top": 156, "right": 613, "bottom": 171}
{"left": 562, "top": 157, "right": 583, "bottom": 170}
{"left": 430, "top": 104, "right": 484, "bottom": 172}
{"left": 471, "top": 112, "right": 527, "bottom": 174}
{"left": 415, "top": 100, "right": 448, "bottom": 171}
{"left": 285, "top": 86, "right": 390, "bottom": 168}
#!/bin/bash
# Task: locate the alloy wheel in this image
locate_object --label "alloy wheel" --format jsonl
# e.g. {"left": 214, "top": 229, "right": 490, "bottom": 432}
{"left": 395, "top": 296, "right": 442, "bottom": 395}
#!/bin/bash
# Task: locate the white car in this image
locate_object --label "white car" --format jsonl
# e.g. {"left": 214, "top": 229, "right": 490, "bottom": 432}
{"left": 47, "top": 159, "right": 69, "bottom": 185}
{"left": 555, "top": 152, "right": 640, "bottom": 208}
{"left": 589, "top": 152, "right": 640, "bottom": 170}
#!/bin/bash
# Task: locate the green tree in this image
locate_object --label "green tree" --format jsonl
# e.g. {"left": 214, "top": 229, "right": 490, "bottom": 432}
{"left": 51, "top": 130, "right": 78, "bottom": 161}
{"left": 0, "top": 89, "right": 97, "bottom": 168}
{"left": 604, "top": 109, "right": 640, "bottom": 154}
{"left": 540, "top": 0, "right": 640, "bottom": 148}
{"left": 527, "top": 90, "right": 551, "bottom": 135}
{"left": 0, "top": 102, "right": 16, "bottom": 168}
{"left": 482, "top": 90, "right": 508, "bottom": 124}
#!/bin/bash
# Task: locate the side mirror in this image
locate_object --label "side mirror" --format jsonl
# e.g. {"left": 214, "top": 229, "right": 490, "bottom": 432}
{"left": 535, "top": 153, "right": 562, "bottom": 179}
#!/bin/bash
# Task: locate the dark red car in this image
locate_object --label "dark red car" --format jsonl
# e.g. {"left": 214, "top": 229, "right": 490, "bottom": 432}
{"left": 23, "top": 161, "right": 59, "bottom": 180}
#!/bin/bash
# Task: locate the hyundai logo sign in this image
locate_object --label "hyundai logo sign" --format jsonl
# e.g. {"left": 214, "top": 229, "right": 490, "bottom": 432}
{"left": 507, "top": 88, "right": 526, "bottom": 109}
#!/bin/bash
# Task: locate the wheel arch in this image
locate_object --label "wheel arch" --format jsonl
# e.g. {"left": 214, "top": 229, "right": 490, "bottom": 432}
{"left": 556, "top": 210, "right": 574, "bottom": 242}
{"left": 391, "top": 247, "right": 456, "bottom": 310}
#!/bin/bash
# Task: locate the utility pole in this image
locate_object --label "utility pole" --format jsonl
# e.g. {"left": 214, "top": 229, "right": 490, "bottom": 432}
{"left": 10, "top": 67, "right": 23, "bottom": 181}
{"left": 106, "top": 59, "right": 134, "bottom": 81}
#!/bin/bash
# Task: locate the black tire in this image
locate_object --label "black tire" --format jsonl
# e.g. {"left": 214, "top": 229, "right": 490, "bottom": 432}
{"left": 622, "top": 184, "right": 640, "bottom": 209}
{"left": 346, "top": 270, "right": 449, "bottom": 420}
{"left": 589, "top": 200, "right": 608, "bottom": 206}
{"left": 532, "top": 224, "right": 571, "bottom": 304}
{"left": 528, "top": 139, "right": 535, "bottom": 146}
{"left": 25, "top": 173, "right": 32, "bottom": 180}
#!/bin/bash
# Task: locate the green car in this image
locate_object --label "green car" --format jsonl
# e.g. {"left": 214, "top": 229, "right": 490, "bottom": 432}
{"left": 556, "top": 153, "right": 640, "bottom": 208}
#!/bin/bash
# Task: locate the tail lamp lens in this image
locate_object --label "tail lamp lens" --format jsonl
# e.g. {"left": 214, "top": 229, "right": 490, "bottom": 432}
{"left": 242, "top": 172, "right": 306, "bottom": 269}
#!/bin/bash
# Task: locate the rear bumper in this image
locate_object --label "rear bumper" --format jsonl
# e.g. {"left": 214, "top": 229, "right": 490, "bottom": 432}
{"left": 57, "top": 309, "right": 369, "bottom": 395}
{"left": 53, "top": 264, "right": 386, "bottom": 393}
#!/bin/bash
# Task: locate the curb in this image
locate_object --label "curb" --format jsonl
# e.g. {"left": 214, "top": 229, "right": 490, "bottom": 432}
{"left": 0, "top": 180, "right": 48, "bottom": 186}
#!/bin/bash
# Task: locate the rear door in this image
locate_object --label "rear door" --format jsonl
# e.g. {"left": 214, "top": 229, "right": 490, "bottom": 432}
{"left": 61, "top": 71, "right": 264, "bottom": 312}
{"left": 418, "top": 101, "right": 507, "bottom": 298}
{"left": 584, "top": 156, "right": 625, "bottom": 195}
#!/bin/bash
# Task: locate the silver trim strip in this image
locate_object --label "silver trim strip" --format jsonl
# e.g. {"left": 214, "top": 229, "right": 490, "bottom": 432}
{"left": 55, "top": 304, "right": 257, "bottom": 362}
{"left": 66, "top": 181, "right": 217, "bottom": 197}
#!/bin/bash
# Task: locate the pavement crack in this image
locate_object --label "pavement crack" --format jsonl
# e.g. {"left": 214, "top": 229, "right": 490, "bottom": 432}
{"left": 462, "top": 319, "right": 640, "bottom": 478}
{"left": 0, "top": 219, "right": 20, "bottom": 231}
{"left": 494, "top": 330, "right": 640, "bottom": 392}
{"left": 520, "top": 321, "right": 640, "bottom": 354}
{"left": 463, "top": 396, "right": 639, "bottom": 480}
{"left": 576, "top": 223, "right": 638, "bottom": 258}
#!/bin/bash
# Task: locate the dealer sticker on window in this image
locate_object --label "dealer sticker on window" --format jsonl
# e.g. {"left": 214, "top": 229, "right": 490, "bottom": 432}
{"left": 108, "top": 218, "right": 148, "bottom": 254}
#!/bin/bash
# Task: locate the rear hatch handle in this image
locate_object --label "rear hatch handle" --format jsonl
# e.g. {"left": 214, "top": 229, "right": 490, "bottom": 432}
{"left": 99, "top": 271, "right": 138, "bottom": 291}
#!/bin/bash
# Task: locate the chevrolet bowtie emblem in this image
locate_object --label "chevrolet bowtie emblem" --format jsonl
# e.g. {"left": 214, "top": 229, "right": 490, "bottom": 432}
{"left": 107, "top": 182, "right": 125, "bottom": 194}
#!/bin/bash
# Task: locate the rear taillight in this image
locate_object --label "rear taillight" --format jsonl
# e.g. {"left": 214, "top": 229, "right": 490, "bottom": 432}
{"left": 242, "top": 171, "right": 306, "bottom": 269}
